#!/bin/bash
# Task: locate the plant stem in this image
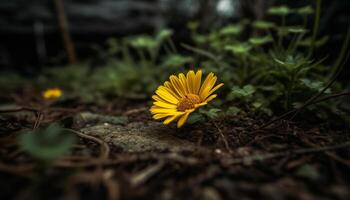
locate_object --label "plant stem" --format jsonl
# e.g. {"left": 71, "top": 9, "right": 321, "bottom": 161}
{"left": 54, "top": 0, "right": 77, "bottom": 64}
{"left": 137, "top": 49, "right": 147, "bottom": 67}
{"left": 121, "top": 40, "right": 133, "bottom": 66}
{"left": 278, "top": 15, "right": 287, "bottom": 47}
{"left": 309, "top": 0, "right": 322, "bottom": 57}
{"left": 330, "top": 27, "right": 350, "bottom": 77}
{"left": 167, "top": 38, "right": 178, "bottom": 53}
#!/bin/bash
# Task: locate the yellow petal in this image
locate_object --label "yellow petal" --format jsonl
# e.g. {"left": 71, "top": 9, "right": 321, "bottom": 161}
{"left": 153, "top": 113, "right": 174, "bottom": 120}
{"left": 164, "top": 113, "right": 183, "bottom": 125}
{"left": 204, "top": 94, "right": 218, "bottom": 103}
{"left": 194, "top": 102, "right": 207, "bottom": 108}
{"left": 153, "top": 101, "right": 177, "bottom": 109}
{"left": 150, "top": 106, "right": 178, "bottom": 114}
{"left": 177, "top": 110, "right": 193, "bottom": 128}
{"left": 179, "top": 73, "right": 189, "bottom": 94}
{"left": 186, "top": 70, "right": 195, "bottom": 94}
{"left": 156, "top": 88, "right": 179, "bottom": 104}
{"left": 193, "top": 70, "right": 202, "bottom": 94}
{"left": 199, "top": 73, "right": 214, "bottom": 95}
{"left": 164, "top": 81, "right": 182, "bottom": 99}
{"left": 170, "top": 75, "right": 186, "bottom": 97}
{"left": 203, "top": 83, "right": 224, "bottom": 100}
{"left": 152, "top": 95, "right": 168, "bottom": 104}
{"left": 158, "top": 86, "right": 181, "bottom": 102}
{"left": 199, "top": 75, "right": 217, "bottom": 100}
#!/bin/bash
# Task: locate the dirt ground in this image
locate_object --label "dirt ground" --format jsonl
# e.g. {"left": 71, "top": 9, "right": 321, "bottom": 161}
{"left": 0, "top": 97, "right": 349, "bottom": 200}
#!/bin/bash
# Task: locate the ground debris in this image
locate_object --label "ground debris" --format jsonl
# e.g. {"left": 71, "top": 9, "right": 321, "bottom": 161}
{"left": 1, "top": 109, "right": 349, "bottom": 200}
{"left": 80, "top": 121, "right": 200, "bottom": 152}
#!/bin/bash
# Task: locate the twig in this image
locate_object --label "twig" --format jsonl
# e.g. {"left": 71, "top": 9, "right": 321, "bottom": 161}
{"left": 212, "top": 121, "right": 231, "bottom": 152}
{"left": 63, "top": 129, "right": 110, "bottom": 160}
{"left": 301, "top": 137, "right": 350, "bottom": 166}
{"left": 313, "top": 92, "right": 350, "bottom": 104}
{"left": 258, "top": 92, "right": 350, "bottom": 129}
{"left": 291, "top": 28, "right": 350, "bottom": 120}
{"left": 0, "top": 106, "right": 43, "bottom": 129}
{"left": 257, "top": 109, "right": 295, "bottom": 129}
{"left": 0, "top": 107, "right": 38, "bottom": 113}
{"left": 33, "top": 112, "right": 43, "bottom": 129}
{"left": 180, "top": 43, "right": 231, "bottom": 69}
{"left": 181, "top": 43, "right": 218, "bottom": 61}
{"left": 124, "top": 107, "right": 148, "bottom": 116}
{"left": 54, "top": 152, "right": 200, "bottom": 168}
{"left": 0, "top": 162, "right": 34, "bottom": 178}
{"left": 225, "top": 142, "right": 350, "bottom": 165}
{"left": 130, "top": 162, "right": 164, "bottom": 186}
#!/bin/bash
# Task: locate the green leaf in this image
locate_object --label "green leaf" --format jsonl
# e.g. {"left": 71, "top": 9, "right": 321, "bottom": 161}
{"left": 226, "top": 106, "right": 241, "bottom": 115}
{"left": 252, "top": 21, "right": 276, "bottom": 29}
{"left": 277, "top": 27, "right": 289, "bottom": 37}
{"left": 260, "top": 107, "right": 273, "bottom": 116}
{"left": 18, "top": 124, "right": 76, "bottom": 162}
{"left": 220, "top": 24, "right": 243, "bottom": 35}
{"left": 200, "top": 108, "right": 222, "bottom": 119}
{"left": 296, "top": 5, "right": 314, "bottom": 15}
{"left": 129, "top": 36, "right": 158, "bottom": 49}
{"left": 157, "top": 29, "right": 173, "bottom": 41}
{"left": 106, "top": 38, "right": 121, "bottom": 55}
{"left": 229, "top": 85, "right": 256, "bottom": 100}
{"left": 299, "top": 36, "right": 329, "bottom": 47}
{"left": 295, "top": 164, "right": 320, "bottom": 181}
{"left": 300, "top": 78, "right": 331, "bottom": 93}
{"left": 225, "top": 43, "right": 252, "bottom": 55}
{"left": 187, "top": 113, "right": 205, "bottom": 124}
{"left": 252, "top": 101, "right": 263, "bottom": 109}
{"left": 162, "top": 54, "right": 193, "bottom": 67}
{"left": 268, "top": 5, "right": 292, "bottom": 16}
{"left": 285, "top": 26, "right": 308, "bottom": 34}
{"left": 0, "top": 73, "right": 28, "bottom": 92}
{"left": 193, "top": 34, "right": 208, "bottom": 44}
{"left": 187, "top": 21, "right": 199, "bottom": 31}
{"left": 272, "top": 53, "right": 311, "bottom": 71}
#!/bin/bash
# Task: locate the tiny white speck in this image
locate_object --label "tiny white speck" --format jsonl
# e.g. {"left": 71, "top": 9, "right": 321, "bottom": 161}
{"left": 215, "top": 149, "right": 222, "bottom": 154}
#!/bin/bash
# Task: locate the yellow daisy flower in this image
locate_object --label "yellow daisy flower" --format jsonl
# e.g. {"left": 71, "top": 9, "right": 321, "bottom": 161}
{"left": 42, "top": 88, "right": 63, "bottom": 100}
{"left": 150, "top": 70, "right": 224, "bottom": 128}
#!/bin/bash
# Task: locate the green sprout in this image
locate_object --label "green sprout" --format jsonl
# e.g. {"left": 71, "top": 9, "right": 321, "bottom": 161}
{"left": 268, "top": 5, "right": 292, "bottom": 16}
{"left": 18, "top": 124, "right": 76, "bottom": 163}
{"left": 252, "top": 21, "right": 276, "bottom": 30}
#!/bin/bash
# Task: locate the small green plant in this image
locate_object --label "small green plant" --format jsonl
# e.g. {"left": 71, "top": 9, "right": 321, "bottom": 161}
{"left": 185, "top": 2, "right": 349, "bottom": 122}
{"left": 5, "top": 2, "right": 346, "bottom": 126}
{"left": 38, "top": 29, "right": 192, "bottom": 101}
{"left": 0, "top": 73, "right": 28, "bottom": 93}
{"left": 187, "top": 107, "right": 223, "bottom": 125}
{"left": 92, "top": 28, "right": 190, "bottom": 98}
{"left": 18, "top": 124, "right": 76, "bottom": 163}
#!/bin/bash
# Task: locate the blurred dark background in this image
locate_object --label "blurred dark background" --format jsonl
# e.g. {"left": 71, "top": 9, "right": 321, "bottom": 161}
{"left": 0, "top": 0, "right": 349, "bottom": 77}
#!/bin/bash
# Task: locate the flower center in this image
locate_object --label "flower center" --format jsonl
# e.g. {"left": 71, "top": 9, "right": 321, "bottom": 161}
{"left": 177, "top": 94, "right": 201, "bottom": 111}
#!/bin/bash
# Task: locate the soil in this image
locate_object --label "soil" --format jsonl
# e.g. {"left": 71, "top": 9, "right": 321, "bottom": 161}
{"left": 0, "top": 98, "right": 349, "bottom": 200}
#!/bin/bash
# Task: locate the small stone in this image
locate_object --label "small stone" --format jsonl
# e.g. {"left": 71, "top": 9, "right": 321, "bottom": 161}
{"left": 81, "top": 121, "right": 199, "bottom": 152}
{"left": 215, "top": 149, "right": 222, "bottom": 154}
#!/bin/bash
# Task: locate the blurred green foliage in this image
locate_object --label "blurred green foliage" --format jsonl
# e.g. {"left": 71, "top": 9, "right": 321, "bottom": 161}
{"left": 0, "top": 2, "right": 349, "bottom": 124}
{"left": 35, "top": 29, "right": 191, "bottom": 102}
{"left": 18, "top": 124, "right": 76, "bottom": 162}
{"left": 0, "top": 73, "right": 28, "bottom": 93}
{"left": 186, "top": 3, "right": 348, "bottom": 122}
